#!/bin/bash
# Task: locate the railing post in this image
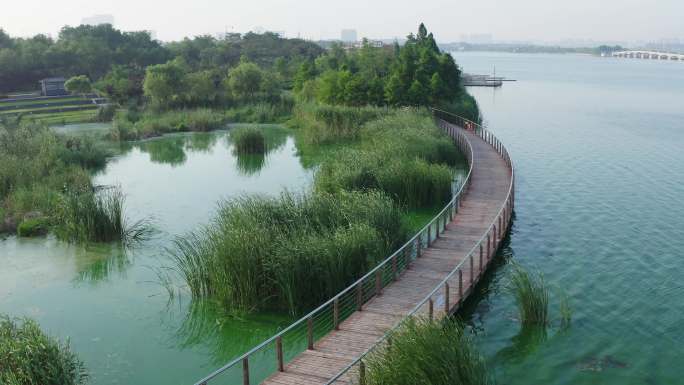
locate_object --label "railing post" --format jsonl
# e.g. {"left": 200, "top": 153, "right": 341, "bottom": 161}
{"left": 242, "top": 357, "right": 250, "bottom": 385}
{"left": 470, "top": 254, "right": 474, "bottom": 285}
{"left": 375, "top": 270, "right": 383, "bottom": 296}
{"left": 427, "top": 224, "right": 432, "bottom": 245}
{"left": 459, "top": 269, "right": 463, "bottom": 300}
{"left": 356, "top": 283, "right": 363, "bottom": 311}
{"left": 359, "top": 360, "right": 366, "bottom": 385}
{"left": 480, "top": 244, "right": 484, "bottom": 273}
{"left": 416, "top": 237, "right": 421, "bottom": 258}
{"left": 276, "top": 336, "right": 284, "bottom": 372}
{"left": 333, "top": 298, "right": 340, "bottom": 330}
{"left": 307, "top": 317, "right": 314, "bottom": 350}
{"left": 428, "top": 298, "right": 434, "bottom": 320}
{"left": 487, "top": 234, "right": 491, "bottom": 260}
{"left": 493, "top": 225, "right": 498, "bottom": 249}
{"left": 444, "top": 283, "right": 450, "bottom": 314}
{"left": 392, "top": 255, "right": 398, "bottom": 281}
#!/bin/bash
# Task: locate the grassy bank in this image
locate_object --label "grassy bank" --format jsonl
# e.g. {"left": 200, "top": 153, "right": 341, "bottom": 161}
{"left": 365, "top": 318, "right": 493, "bottom": 385}
{"left": 170, "top": 190, "right": 407, "bottom": 315}
{"left": 0, "top": 315, "right": 88, "bottom": 385}
{"left": 0, "top": 121, "right": 149, "bottom": 243}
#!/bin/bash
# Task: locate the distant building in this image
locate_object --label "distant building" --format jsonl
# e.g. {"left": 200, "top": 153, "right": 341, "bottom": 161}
{"left": 341, "top": 29, "right": 358, "bottom": 43}
{"left": 39, "top": 78, "right": 68, "bottom": 97}
{"left": 81, "top": 14, "right": 115, "bottom": 26}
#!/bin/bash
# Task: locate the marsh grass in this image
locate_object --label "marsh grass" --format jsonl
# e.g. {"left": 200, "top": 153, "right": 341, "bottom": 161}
{"left": 55, "top": 187, "right": 153, "bottom": 245}
{"left": 365, "top": 317, "right": 493, "bottom": 385}
{"left": 508, "top": 264, "right": 550, "bottom": 327}
{"left": 111, "top": 108, "right": 227, "bottom": 141}
{"left": 169, "top": 190, "right": 407, "bottom": 315}
{"left": 293, "top": 103, "right": 388, "bottom": 144}
{"left": 0, "top": 315, "right": 88, "bottom": 385}
{"left": 230, "top": 126, "right": 266, "bottom": 154}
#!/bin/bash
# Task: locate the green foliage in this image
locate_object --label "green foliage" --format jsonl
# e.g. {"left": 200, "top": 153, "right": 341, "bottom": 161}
{"left": 64, "top": 75, "right": 91, "bottom": 95}
{"left": 224, "top": 98, "right": 294, "bottom": 123}
{"left": 230, "top": 127, "right": 266, "bottom": 154}
{"left": 96, "top": 65, "right": 145, "bottom": 105}
{"left": 54, "top": 187, "right": 152, "bottom": 245}
{"left": 143, "top": 59, "right": 188, "bottom": 109}
{"left": 0, "top": 315, "right": 87, "bottom": 385}
{"left": 111, "top": 108, "right": 227, "bottom": 141}
{"left": 365, "top": 318, "right": 493, "bottom": 385}
{"left": 17, "top": 217, "right": 49, "bottom": 237}
{"left": 169, "top": 190, "right": 407, "bottom": 315}
{"left": 0, "top": 24, "right": 169, "bottom": 93}
{"left": 305, "top": 109, "right": 460, "bottom": 208}
{"left": 226, "top": 57, "right": 280, "bottom": 101}
{"left": 293, "top": 103, "right": 388, "bottom": 144}
{"left": 508, "top": 264, "right": 550, "bottom": 326}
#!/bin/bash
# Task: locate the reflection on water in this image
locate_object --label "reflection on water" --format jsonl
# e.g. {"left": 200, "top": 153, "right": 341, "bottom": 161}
{"left": 1, "top": 124, "right": 313, "bottom": 385}
{"left": 228, "top": 124, "right": 289, "bottom": 176}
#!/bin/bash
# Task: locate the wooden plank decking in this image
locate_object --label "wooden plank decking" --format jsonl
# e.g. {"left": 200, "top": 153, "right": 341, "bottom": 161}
{"left": 261, "top": 124, "right": 513, "bottom": 385}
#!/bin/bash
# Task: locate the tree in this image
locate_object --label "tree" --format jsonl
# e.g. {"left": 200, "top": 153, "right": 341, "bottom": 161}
{"left": 186, "top": 70, "right": 219, "bottom": 106}
{"left": 143, "top": 59, "right": 187, "bottom": 109}
{"left": 226, "top": 58, "right": 264, "bottom": 100}
{"left": 64, "top": 75, "right": 92, "bottom": 95}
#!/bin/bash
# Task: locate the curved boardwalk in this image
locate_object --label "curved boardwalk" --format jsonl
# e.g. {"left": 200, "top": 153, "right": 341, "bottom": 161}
{"left": 258, "top": 120, "right": 513, "bottom": 385}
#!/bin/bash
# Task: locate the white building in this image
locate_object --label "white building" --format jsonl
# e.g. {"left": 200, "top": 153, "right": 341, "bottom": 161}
{"left": 341, "top": 29, "right": 358, "bottom": 43}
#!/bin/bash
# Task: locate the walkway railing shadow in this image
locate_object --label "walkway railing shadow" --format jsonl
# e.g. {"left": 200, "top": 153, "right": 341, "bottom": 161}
{"left": 194, "top": 109, "right": 513, "bottom": 385}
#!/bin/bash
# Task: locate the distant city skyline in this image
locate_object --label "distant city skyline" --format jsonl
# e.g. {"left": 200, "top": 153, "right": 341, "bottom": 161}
{"left": 1, "top": 0, "right": 682, "bottom": 46}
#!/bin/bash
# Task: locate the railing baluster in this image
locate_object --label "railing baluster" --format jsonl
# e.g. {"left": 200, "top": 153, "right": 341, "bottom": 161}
{"left": 242, "top": 357, "right": 249, "bottom": 385}
{"left": 333, "top": 298, "right": 340, "bottom": 330}
{"left": 376, "top": 270, "right": 383, "bottom": 296}
{"left": 359, "top": 360, "right": 366, "bottom": 385}
{"left": 307, "top": 317, "right": 314, "bottom": 350}
{"left": 428, "top": 298, "right": 434, "bottom": 320}
{"left": 276, "top": 336, "right": 284, "bottom": 372}
{"left": 356, "top": 283, "right": 363, "bottom": 311}
{"left": 480, "top": 244, "right": 484, "bottom": 274}
{"left": 459, "top": 269, "right": 463, "bottom": 300}
{"left": 392, "top": 255, "right": 398, "bottom": 281}
{"left": 470, "top": 254, "right": 474, "bottom": 285}
{"left": 444, "top": 283, "right": 450, "bottom": 314}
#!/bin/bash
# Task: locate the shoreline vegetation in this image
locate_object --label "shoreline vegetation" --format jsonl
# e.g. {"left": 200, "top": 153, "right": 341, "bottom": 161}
{"left": 0, "top": 21, "right": 488, "bottom": 383}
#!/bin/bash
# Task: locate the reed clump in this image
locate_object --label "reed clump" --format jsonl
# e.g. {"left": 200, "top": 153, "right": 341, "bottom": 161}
{"left": 111, "top": 108, "right": 227, "bottom": 141}
{"left": 365, "top": 317, "right": 493, "bottom": 385}
{"left": 54, "top": 187, "right": 153, "bottom": 245}
{"left": 169, "top": 190, "right": 407, "bottom": 315}
{"left": 230, "top": 126, "right": 266, "bottom": 154}
{"left": 0, "top": 315, "right": 88, "bottom": 385}
{"left": 314, "top": 110, "right": 460, "bottom": 208}
{"left": 293, "top": 103, "right": 388, "bottom": 144}
{"left": 508, "top": 264, "right": 550, "bottom": 326}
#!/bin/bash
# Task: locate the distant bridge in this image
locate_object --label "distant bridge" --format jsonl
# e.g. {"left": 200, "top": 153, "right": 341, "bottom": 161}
{"left": 612, "top": 50, "right": 684, "bottom": 61}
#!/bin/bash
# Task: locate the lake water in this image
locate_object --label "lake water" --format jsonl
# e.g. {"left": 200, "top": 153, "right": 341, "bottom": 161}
{"left": 452, "top": 52, "right": 684, "bottom": 384}
{"left": 0, "top": 125, "right": 313, "bottom": 385}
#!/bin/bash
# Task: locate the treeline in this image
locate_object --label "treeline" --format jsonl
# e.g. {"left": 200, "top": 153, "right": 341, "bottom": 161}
{"left": 0, "top": 24, "right": 323, "bottom": 95}
{"left": 293, "top": 24, "right": 479, "bottom": 120}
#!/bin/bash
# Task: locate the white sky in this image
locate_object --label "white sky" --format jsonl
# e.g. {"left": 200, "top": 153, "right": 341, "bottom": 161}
{"left": 1, "top": 0, "right": 682, "bottom": 43}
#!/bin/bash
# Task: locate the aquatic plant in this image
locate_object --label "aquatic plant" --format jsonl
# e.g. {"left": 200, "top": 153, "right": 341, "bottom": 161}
{"left": 365, "top": 317, "right": 493, "bottom": 385}
{"left": 508, "top": 264, "right": 550, "bottom": 326}
{"left": 169, "top": 190, "right": 407, "bottom": 315}
{"left": 55, "top": 187, "right": 153, "bottom": 245}
{"left": 0, "top": 315, "right": 88, "bottom": 385}
{"left": 111, "top": 108, "right": 227, "bottom": 141}
{"left": 293, "top": 103, "right": 388, "bottom": 144}
{"left": 230, "top": 126, "right": 266, "bottom": 154}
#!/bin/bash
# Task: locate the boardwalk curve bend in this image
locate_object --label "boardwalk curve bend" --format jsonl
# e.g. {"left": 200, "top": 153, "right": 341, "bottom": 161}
{"left": 195, "top": 110, "right": 515, "bottom": 385}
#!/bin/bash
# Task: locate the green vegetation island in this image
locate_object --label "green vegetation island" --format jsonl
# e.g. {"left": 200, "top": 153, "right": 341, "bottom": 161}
{"left": 0, "top": 22, "right": 557, "bottom": 385}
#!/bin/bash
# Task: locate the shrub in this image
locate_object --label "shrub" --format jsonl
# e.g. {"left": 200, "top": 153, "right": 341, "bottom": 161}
{"left": 17, "top": 217, "right": 49, "bottom": 237}
{"left": 0, "top": 315, "right": 88, "bottom": 385}
{"left": 365, "top": 318, "right": 493, "bottom": 385}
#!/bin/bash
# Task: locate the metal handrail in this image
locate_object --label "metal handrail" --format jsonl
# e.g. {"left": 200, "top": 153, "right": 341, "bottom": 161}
{"left": 323, "top": 109, "right": 515, "bottom": 384}
{"left": 194, "top": 109, "right": 488, "bottom": 385}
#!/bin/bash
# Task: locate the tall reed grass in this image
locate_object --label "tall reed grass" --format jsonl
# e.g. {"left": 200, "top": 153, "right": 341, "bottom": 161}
{"left": 0, "top": 315, "right": 88, "bottom": 385}
{"left": 365, "top": 317, "right": 493, "bottom": 385}
{"left": 293, "top": 103, "right": 388, "bottom": 144}
{"left": 169, "top": 190, "right": 407, "bottom": 315}
{"left": 55, "top": 187, "right": 153, "bottom": 245}
{"left": 111, "top": 108, "right": 227, "bottom": 141}
{"left": 230, "top": 126, "right": 266, "bottom": 154}
{"left": 508, "top": 264, "right": 550, "bottom": 326}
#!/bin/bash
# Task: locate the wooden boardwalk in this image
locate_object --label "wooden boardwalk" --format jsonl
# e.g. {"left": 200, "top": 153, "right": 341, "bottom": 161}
{"left": 260, "top": 122, "right": 513, "bottom": 385}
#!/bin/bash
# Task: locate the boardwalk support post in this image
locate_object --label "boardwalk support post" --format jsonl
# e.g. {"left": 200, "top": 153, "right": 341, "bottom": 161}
{"left": 276, "top": 336, "right": 284, "bottom": 372}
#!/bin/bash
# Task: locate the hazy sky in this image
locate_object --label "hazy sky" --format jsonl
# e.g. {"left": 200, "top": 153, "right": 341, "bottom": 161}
{"left": 1, "top": 0, "right": 682, "bottom": 43}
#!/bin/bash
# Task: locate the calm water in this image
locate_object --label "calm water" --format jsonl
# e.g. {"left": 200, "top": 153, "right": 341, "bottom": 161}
{"left": 452, "top": 52, "right": 684, "bottom": 384}
{"left": 0, "top": 125, "right": 313, "bottom": 385}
